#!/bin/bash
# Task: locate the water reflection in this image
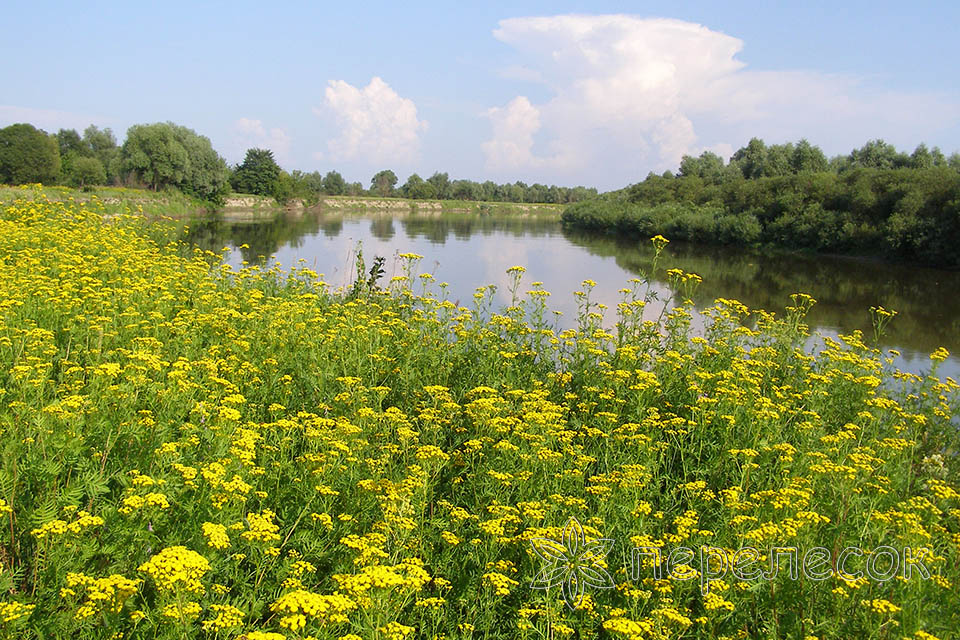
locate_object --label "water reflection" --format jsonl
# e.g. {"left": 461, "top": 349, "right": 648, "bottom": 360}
{"left": 566, "top": 232, "right": 960, "bottom": 359}
{"left": 183, "top": 207, "right": 960, "bottom": 379}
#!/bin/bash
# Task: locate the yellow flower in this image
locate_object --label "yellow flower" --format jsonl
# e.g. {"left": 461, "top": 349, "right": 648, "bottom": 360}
{"left": 379, "top": 621, "right": 415, "bottom": 640}
{"left": 0, "top": 601, "right": 35, "bottom": 623}
{"left": 138, "top": 546, "right": 211, "bottom": 594}
{"left": 202, "top": 522, "right": 231, "bottom": 549}
{"left": 860, "top": 598, "right": 901, "bottom": 614}
{"left": 202, "top": 604, "right": 245, "bottom": 631}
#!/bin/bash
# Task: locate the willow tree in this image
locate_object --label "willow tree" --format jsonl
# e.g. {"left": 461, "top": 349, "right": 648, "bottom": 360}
{"left": 120, "top": 122, "right": 229, "bottom": 202}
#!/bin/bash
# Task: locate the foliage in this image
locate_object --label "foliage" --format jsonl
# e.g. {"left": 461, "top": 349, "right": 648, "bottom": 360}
{"left": 0, "top": 123, "right": 61, "bottom": 185}
{"left": 55, "top": 126, "right": 119, "bottom": 187}
{"left": 65, "top": 156, "right": 107, "bottom": 188}
{"left": 0, "top": 195, "right": 957, "bottom": 639}
{"left": 564, "top": 138, "right": 960, "bottom": 267}
{"left": 83, "top": 126, "right": 121, "bottom": 183}
{"left": 427, "top": 171, "right": 450, "bottom": 199}
{"left": 2, "top": 118, "right": 597, "bottom": 206}
{"left": 322, "top": 170, "right": 346, "bottom": 196}
{"left": 401, "top": 173, "right": 437, "bottom": 200}
{"left": 231, "top": 148, "right": 282, "bottom": 197}
{"left": 370, "top": 169, "right": 399, "bottom": 197}
{"left": 364, "top": 169, "right": 596, "bottom": 204}
{"left": 119, "top": 122, "right": 229, "bottom": 203}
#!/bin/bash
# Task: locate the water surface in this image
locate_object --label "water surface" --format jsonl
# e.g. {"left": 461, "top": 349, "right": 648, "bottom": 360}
{"left": 185, "top": 208, "right": 960, "bottom": 380}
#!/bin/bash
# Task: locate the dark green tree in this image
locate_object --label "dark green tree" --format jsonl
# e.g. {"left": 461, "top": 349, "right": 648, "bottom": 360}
{"left": 370, "top": 170, "right": 398, "bottom": 197}
{"left": 67, "top": 156, "right": 107, "bottom": 188}
{"left": 231, "top": 148, "right": 282, "bottom": 196}
{"left": 730, "top": 138, "right": 768, "bottom": 179}
{"left": 679, "top": 151, "right": 726, "bottom": 183}
{"left": 763, "top": 143, "right": 794, "bottom": 177}
{"left": 83, "top": 126, "right": 119, "bottom": 183}
{"left": 322, "top": 170, "right": 346, "bottom": 195}
{"left": 401, "top": 173, "right": 437, "bottom": 199}
{"left": 54, "top": 125, "right": 119, "bottom": 186}
{"left": 791, "top": 139, "right": 829, "bottom": 173}
{"left": 0, "top": 123, "right": 61, "bottom": 184}
{"left": 451, "top": 179, "right": 479, "bottom": 200}
{"left": 56, "top": 128, "right": 86, "bottom": 158}
{"left": 271, "top": 171, "right": 295, "bottom": 204}
{"left": 290, "top": 170, "right": 324, "bottom": 197}
{"left": 847, "top": 139, "right": 905, "bottom": 170}
{"left": 426, "top": 172, "right": 450, "bottom": 199}
{"left": 910, "top": 143, "right": 933, "bottom": 169}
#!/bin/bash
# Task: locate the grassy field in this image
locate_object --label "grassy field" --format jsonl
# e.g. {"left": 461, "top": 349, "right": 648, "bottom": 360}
{"left": 0, "top": 190, "right": 957, "bottom": 639}
{"left": 0, "top": 185, "right": 565, "bottom": 218}
{"left": 0, "top": 184, "right": 210, "bottom": 218}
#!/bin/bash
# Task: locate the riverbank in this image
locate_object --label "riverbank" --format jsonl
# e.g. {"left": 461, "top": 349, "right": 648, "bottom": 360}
{"left": 0, "top": 184, "right": 209, "bottom": 217}
{"left": 562, "top": 167, "right": 960, "bottom": 269}
{"left": 1, "top": 184, "right": 565, "bottom": 219}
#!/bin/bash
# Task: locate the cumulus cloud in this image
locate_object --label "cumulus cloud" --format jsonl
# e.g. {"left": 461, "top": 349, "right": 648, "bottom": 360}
{"left": 232, "top": 118, "right": 291, "bottom": 164}
{"left": 483, "top": 15, "right": 960, "bottom": 184}
{"left": 482, "top": 97, "right": 543, "bottom": 170}
{"left": 318, "top": 77, "right": 427, "bottom": 165}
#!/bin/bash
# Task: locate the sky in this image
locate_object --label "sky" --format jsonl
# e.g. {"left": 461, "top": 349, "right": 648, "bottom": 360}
{"left": 2, "top": 1, "right": 959, "bottom": 191}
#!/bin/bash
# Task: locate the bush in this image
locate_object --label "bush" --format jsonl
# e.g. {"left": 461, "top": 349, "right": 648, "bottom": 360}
{"left": 0, "top": 123, "right": 61, "bottom": 184}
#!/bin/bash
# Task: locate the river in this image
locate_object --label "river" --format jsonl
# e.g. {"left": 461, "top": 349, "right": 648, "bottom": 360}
{"left": 184, "top": 207, "right": 960, "bottom": 380}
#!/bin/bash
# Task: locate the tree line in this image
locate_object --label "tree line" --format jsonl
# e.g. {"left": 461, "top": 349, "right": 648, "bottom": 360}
{"left": 0, "top": 121, "right": 597, "bottom": 206}
{"left": 0, "top": 122, "right": 230, "bottom": 201}
{"left": 232, "top": 151, "right": 597, "bottom": 205}
{"left": 561, "top": 137, "right": 960, "bottom": 268}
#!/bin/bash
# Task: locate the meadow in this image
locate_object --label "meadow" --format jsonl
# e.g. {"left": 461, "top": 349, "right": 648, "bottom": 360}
{"left": 0, "top": 185, "right": 957, "bottom": 639}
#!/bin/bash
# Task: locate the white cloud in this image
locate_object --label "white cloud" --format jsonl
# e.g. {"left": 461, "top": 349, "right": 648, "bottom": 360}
{"left": 482, "top": 97, "right": 542, "bottom": 170}
{"left": 483, "top": 15, "right": 960, "bottom": 184}
{"left": 318, "top": 77, "right": 427, "bottom": 165}
{"left": 232, "top": 118, "right": 292, "bottom": 165}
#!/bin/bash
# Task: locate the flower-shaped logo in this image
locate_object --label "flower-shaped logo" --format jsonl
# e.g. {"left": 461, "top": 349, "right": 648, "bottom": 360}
{"left": 529, "top": 517, "right": 615, "bottom": 609}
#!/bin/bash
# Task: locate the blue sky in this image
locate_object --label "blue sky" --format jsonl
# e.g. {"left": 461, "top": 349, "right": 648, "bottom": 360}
{"left": 2, "top": 1, "right": 959, "bottom": 190}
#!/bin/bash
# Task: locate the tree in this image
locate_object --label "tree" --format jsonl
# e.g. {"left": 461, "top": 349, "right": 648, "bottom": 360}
{"left": 730, "top": 138, "right": 768, "bottom": 179}
{"left": 271, "top": 171, "right": 295, "bottom": 204}
{"left": 679, "top": 151, "right": 726, "bottom": 182}
{"left": 526, "top": 183, "right": 547, "bottom": 202}
{"left": 56, "top": 128, "right": 85, "bottom": 158}
{"left": 83, "top": 126, "right": 119, "bottom": 183}
{"left": 426, "top": 172, "right": 450, "bottom": 199}
{"left": 791, "top": 139, "right": 828, "bottom": 173}
{"left": 0, "top": 123, "right": 61, "bottom": 184}
{"left": 119, "top": 122, "right": 229, "bottom": 202}
{"left": 763, "top": 143, "right": 794, "bottom": 177}
{"left": 67, "top": 156, "right": 107, "bottom": 188}
{"left": 370, "top": 169, "right": 398, "bottom": 197}
{"left": 847, "top": 139, "right": 904, "bottom": 170}
{"left": 451, "top": 179, "right": 479, "bottom": 200}
{"left": 55, "top": 125, "right": 119, "bottom": 186}
{"left": 231, "top": 148, "right": 282, "bottom": 196}
{"left": 401, "top": 173, "right": 437, "bottom": 199}
{"left": 930, "top": 146, "right": 947, "bottom": 167}
{"left": 322, "top": 170, "right": 346, "bottom": 195}
{"left": 291, "top": 170, "right": 324, "bottom": 196}
{"left": 910, "top": 143, "right": 933, "bottom": 169}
